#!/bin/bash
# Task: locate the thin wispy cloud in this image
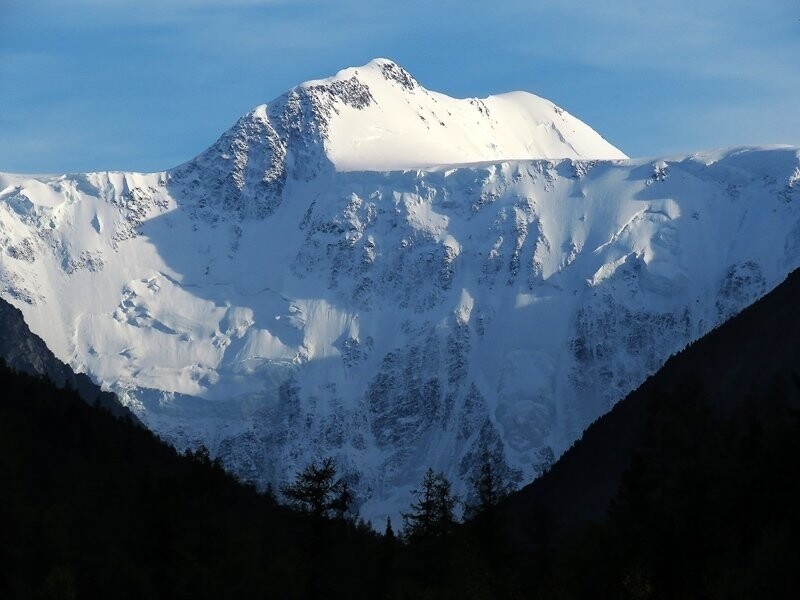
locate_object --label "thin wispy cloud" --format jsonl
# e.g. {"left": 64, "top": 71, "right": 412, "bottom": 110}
{"left": 0, "top": 0, "right": 797, "bottom": 171}
{"left": 516, "top": 1, "right": 798, "bottom": 83}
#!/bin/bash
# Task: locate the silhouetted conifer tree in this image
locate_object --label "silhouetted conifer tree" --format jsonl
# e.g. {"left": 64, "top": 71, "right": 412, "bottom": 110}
{"left": 463, "top": 450, "right": 514, "bottom": 522}
{"left": 281, "top": 457, "right": 352, "bottom": 519}
{"left": 384, "top": 516, "right": 395, "bottom": 541}
{"left": 401, "top": 468, "right": 457, "bottom": 541}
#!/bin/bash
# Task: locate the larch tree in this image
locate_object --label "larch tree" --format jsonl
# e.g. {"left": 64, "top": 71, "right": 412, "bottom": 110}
{"left": 401, "top": 468, "right": 458, "bottom": 541}
{"left": 281, "top": 456, "right": 352, "bottom": 520}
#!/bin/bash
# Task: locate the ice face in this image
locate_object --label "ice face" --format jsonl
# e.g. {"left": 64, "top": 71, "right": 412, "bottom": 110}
{"left": 0, "top": 60, "right": 797, "bottom": 524}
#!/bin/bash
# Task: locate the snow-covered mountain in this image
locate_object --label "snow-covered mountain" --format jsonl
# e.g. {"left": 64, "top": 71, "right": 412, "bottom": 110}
{"left": 1, "top": 59, "right": 799, "bottom": 523}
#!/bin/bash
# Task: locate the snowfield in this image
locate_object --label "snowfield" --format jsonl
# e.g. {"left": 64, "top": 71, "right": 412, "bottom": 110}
{"left": 1, "top": 59, "right": 799, "bottom": 523}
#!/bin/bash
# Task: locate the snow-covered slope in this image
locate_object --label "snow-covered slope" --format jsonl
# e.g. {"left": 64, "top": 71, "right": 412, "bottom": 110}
{"left": 1, "top": 59, "right": 798, "bottom": 524}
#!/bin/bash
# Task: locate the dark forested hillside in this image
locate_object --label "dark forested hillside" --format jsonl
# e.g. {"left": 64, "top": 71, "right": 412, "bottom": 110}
{"left": 508, "top": 268, "right": 800, "bottom": 536}
{"left": 0, "top": 361, "right": 389, "bottom": 599}
{"left": 501, "top": 269, "right": 800, "bottom": 598}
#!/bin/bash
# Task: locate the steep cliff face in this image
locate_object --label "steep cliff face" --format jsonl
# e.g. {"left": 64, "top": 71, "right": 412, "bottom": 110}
{"left": 1, "top": 59, "right": 798, "bottom": 522}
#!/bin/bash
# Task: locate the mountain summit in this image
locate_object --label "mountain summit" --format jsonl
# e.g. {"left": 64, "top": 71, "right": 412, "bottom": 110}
{"left": 288, "top": 58, "right": 627, "bottom": 170}
{"left": 188, "top": 58, "right": 626, "bottom": 172}
{"left": 0, "top": 60, "right": 798, "bottom": 523}
{"left": 171, "top": 59, "right": 626, "bottom": 219}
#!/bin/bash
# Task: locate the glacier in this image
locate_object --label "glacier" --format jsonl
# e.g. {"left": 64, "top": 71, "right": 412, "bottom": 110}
{"left": 1, "top": 59, "right": 799, "bottom": 524}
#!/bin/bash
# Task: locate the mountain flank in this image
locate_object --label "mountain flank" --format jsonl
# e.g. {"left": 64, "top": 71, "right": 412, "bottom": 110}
{"left": 1, "top": 59, "right": 799, "bottom": 522}
{"left": 0, "top": 297, "right": 132, "bottom": 418}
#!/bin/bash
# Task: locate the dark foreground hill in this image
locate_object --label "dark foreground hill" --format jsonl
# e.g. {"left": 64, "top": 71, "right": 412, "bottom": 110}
{"left": 503, "top": 268, "right": 800, "bottom": 597}
{"left": 0, "top": 361, "right": 390, "bottom": 599}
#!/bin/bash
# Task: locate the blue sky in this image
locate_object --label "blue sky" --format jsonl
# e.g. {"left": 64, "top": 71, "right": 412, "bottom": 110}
{"left": 1, "top": 0, "right": 798, "bottom": 173}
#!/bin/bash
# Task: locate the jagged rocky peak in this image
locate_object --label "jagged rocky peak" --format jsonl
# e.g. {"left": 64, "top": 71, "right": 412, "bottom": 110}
{"left": 169, "top": 58, "right": 627, "bottom": 219}
{"left": 300, "top": 57, "right": 420, "bottom": 95}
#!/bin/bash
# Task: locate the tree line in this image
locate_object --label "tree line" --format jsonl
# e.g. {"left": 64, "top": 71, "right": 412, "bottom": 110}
{"left": 279, "top": 450, "right": 514, "bottom": 542}
{"left": 0, "top": 358, "right": 522, "bottom": 599}
{"left": 3, "top": 354, "right": 799, "bottom": 598}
